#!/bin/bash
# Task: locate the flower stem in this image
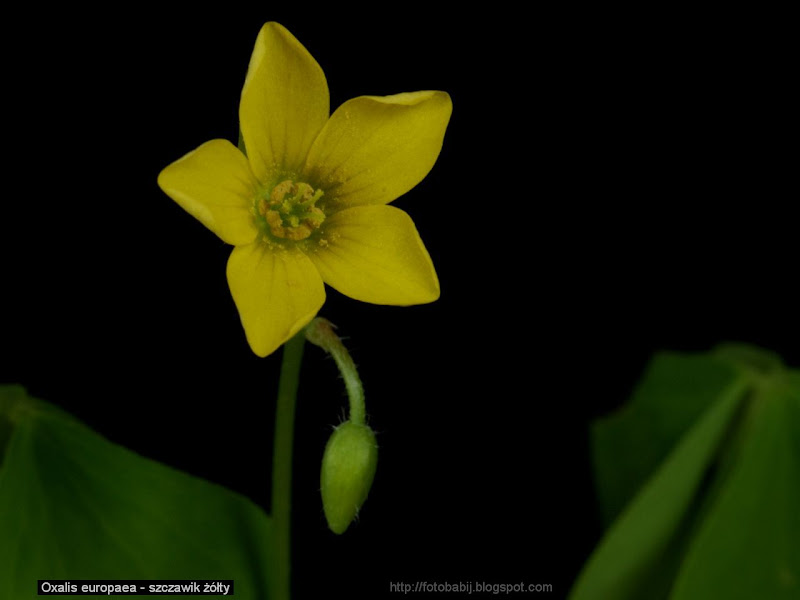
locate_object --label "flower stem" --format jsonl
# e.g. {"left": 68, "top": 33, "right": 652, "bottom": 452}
{"left": 271, "top": 331, "right": 305, "bottom": 600}
{"left": 304, "top": 318, "right": 365, "bottom": 425}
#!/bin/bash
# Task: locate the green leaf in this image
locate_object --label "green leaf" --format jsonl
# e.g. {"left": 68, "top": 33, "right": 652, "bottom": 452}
{"left": 789, "top": 369, "right": 800, "bottom": 390}
{"left": 712, "top": 343, "right": 784, "bottom": 376}
{"left": 570, "top": 371, "right": 748, "bottom": 600}
{"left": 0, "top": 385, "right": 273, "bottom": 598}
{"left": 591, "top": 352, "right": 747, "bottom": 525}
{"left": 670, "top": 379, "right": 800, "bottom": 599}
{"left": 574, "top": 347, "right": 800, "bottom": 600}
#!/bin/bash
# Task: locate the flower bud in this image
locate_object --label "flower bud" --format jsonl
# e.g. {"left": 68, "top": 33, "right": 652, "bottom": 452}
{"left": 320, "top": 420, "right": 378, "bottom": 534}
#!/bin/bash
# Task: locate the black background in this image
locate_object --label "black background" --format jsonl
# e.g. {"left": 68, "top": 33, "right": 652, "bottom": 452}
{"left": 2, "top": 7, "right": 795, "bottom": 599}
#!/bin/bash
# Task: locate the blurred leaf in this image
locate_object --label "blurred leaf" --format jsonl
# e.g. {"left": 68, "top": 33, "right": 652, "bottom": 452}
{"left": 788, "top": 369, "right": 800, "bottom": 389}
{"left": 670, "top": 379, "right": 800, "bottom": 599}
{"left": 570, "top": 371, "right": 748, "bottom": 600}
{"left": 0, "top": 385, "right": 273, "bottom": 598}
{"left": 591, "top": 352, "right": 747, "bottom": 524}
{"left": 573, "top": 347, "right": 800, "bottom": 600}
{"left": 713, "top": 342, "right": 784, "bottom": 377}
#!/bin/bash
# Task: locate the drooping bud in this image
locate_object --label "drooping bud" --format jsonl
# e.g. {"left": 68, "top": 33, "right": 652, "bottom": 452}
{"left": 320, "top": 420, "right": 378, "bottom": 534}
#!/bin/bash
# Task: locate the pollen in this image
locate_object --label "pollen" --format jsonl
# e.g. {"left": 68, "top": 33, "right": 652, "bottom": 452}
{"left": 258, "top": 180, "right": 325, "bottom": 241}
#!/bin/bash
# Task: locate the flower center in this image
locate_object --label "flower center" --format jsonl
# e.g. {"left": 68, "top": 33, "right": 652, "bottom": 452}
{"left": 258, "top": 180, "right": 325, "bottom": 241}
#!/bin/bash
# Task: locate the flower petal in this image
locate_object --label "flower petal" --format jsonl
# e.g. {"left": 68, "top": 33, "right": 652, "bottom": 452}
{"left": 303, "top": 91, "right": 452, "bottom": 208}
{"left": 308, "top": 205, "right": 439, "bottom": 305}
{"left": 158, "top": 139, "right": 260, "bottom": 246}
{"left": 240, "top": 22, "right": 330, "bottom": 181}
{"left": 227, "top": 243, "right": 325, "bottom": 357}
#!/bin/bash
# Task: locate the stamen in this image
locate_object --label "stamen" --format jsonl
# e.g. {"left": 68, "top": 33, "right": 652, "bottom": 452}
{"left": 259, "top": 179, "right": 326, "bottom": 241}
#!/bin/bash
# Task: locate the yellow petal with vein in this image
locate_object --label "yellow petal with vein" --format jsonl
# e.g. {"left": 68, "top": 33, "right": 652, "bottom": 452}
{"left": 308, "top": 205, "right": 439, "bottom": 305}
{"left": 227, "top": 243, "right": 325, "bottom": 357}
{"left": 240, "top": 22, "right": 330, "bottom": 181}
{"left": 158, "top": 140, "right": 259, "bottom": 246}
{"left": 304, "top": 91, "right": 451, "bottom": 208}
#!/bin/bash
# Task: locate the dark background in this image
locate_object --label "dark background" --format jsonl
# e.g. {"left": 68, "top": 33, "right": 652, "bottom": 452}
{"left": 2, "top": 7, "right": 795, "bottom": 598}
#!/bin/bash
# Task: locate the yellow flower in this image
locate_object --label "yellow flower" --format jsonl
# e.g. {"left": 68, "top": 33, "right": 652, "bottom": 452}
{"left": 158, "top": 22, "right": 451, "bottom": 357}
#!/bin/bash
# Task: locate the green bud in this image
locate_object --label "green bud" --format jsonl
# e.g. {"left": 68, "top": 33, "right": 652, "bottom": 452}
{"left": 320, "top": 420, "right": 378, "bottom": 534}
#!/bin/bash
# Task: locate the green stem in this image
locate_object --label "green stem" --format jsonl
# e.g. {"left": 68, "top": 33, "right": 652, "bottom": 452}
{"left": 305, "top": 318, "right": 366, "bottom": 425}
{"left": 271, "top": 331, "right": 305, "bottom": 600}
